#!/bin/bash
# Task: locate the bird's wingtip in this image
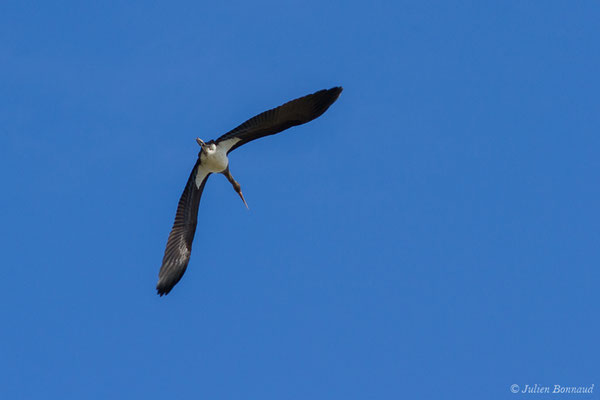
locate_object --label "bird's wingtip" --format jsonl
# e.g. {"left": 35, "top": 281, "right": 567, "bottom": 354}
{"left": 327, "top": 86, "right": 343, "bottom": 101}
{"left": 156, "top": 280, "right": 172, "bottom": 296}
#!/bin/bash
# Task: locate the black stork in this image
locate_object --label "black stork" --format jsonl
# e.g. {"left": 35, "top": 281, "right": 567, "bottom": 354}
{"left": 156, "top": 86, "right": 343, "bottom": 296}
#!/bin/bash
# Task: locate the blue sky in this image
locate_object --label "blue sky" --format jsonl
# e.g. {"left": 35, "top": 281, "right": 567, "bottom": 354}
{"left": 1, "top": 1, "right": 599, "bottom": 399}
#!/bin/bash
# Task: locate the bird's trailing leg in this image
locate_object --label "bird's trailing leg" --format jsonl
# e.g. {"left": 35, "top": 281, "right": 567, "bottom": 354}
{"left": 222, "top": 167, "right": 249, "bottom": 209}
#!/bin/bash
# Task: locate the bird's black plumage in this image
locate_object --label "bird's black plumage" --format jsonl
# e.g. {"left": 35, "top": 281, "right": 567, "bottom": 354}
{"left": 156, "top": 160, "right": 210, "bottom": 296}
{"left": 157, "top": 87, "right": 343, "bottom": 296}
{"left": 216, "top": 87, "right": 343, "bottom": 153}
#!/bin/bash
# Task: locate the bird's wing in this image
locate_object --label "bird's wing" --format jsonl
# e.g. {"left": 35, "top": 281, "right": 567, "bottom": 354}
{"left": 215, "top": 87, "right": 343, "bottom": 154}
{"left": 156, "top": 160, "right": 211, "bottom": 296}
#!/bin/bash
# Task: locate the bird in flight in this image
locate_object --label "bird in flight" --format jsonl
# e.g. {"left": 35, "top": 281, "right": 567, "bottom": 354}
{"left": 156, "top": 86, "right": 343, "bottom": 296}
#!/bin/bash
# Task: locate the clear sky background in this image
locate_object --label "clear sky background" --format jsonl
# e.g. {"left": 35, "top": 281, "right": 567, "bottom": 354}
{"left": 1, "top": 1, "right": 599, "bottom": 399}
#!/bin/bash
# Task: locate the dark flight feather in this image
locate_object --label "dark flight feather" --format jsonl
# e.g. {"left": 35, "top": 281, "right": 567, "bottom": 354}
{"left": 157, "top": 160, "right": 211, "bottom": 296}
{"left": 216, "top": 87, "right": 343, "bottom": 153}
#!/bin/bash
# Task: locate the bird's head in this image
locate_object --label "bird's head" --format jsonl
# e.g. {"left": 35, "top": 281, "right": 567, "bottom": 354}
{"left": 196, "top": 138, "right": 216, "bottom": 153}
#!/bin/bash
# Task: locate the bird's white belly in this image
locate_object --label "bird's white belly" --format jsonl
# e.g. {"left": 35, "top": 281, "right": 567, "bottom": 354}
{"left": 200, "top": 147, "right": 229, "bottom": 173}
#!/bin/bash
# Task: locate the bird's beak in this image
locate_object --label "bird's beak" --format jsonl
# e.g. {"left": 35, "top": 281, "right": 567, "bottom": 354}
{"left": 237, "top": 190, "right": 249, "bottom": 209}
{"left": 196, "top": 138, "right": 206, "bottom": 147}
{"left": 223, "top": 167, "right": 249, "bottom": 209}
